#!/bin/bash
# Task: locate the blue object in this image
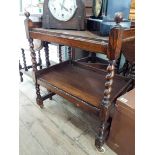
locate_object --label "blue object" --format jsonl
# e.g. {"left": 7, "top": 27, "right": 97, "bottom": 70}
{"left": 87, "top": 18, "right": 131, "bottom": 36}
{"left": 87, "top": 0, "right": 132, "bottom": 36}
{"left": 104, "top": 0, "right": 131, "bottom": 20}
{"left": 100, "top": 20, "right": 131, "bottom": 36}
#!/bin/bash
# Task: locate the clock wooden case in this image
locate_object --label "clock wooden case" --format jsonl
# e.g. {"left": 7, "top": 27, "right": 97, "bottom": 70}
{"left": 42, "top": 0, "right": 92, "bottom": 30}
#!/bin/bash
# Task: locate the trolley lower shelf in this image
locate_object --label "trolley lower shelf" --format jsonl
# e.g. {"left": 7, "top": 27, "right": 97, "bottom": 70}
{"left": 37, "top": 61, "right": 131, "bottom": 112}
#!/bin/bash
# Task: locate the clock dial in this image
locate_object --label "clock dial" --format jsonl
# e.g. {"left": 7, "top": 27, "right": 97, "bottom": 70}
{"left": 93, "top": 0, "right": 102, "bottom": 17}
{"left": 48, "top": 0, "right": 77, "bottom": 21}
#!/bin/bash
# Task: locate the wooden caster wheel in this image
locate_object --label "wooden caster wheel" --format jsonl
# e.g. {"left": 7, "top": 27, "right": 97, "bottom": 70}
{"left": 36, "top": 98, "right": 43, "bottom": 108}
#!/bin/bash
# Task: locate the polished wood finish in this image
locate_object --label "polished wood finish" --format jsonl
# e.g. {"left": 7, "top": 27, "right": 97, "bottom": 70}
{"left": 107, "top": 89, "right": 135, "bottom": 155}
{"left": 107, "top": 28, "right": 123, "bottom": 60}
{"left": 29, "top": 28, "right": 108, "bottom": 53}
{"left": 76, "top": 56, "right": 109, "bottom": 68}
{"left": 29, "top": 27, "right": 134, "bottom": 59}
{"left": 37, "top": 61, "right": 131, "bottom": 109}
{"left": 24, "top": 12, "right": 135, "bottom": 152}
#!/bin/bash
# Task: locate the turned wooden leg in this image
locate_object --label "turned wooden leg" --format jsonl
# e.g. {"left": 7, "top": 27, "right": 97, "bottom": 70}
{"left": 131, "top": 64, "right": 135, "bottom": 80}
{"left": 115, "top": 53, "right": 122, "bottom": 73}
{"left": 122, "top": 60, "right": 129, "bottom": 76}
{"left": 128, "top": 63, "right": 135, "bottom": 79}
{"left": 95, "top": 121, "right": 109, "bottom": 152}
{"left": 29, "top": 38, "right": 44, "bottom": 108}
{"left": 43, "top": 41, "right": 50, "bottom": 67}
{"left": 29, "top": 38, "right": 37, "bottom": 72}
{"left": 19, "top": 60, "right": 23, "bottom": 82}
{"left": 68, "top": 46, "right": 72, "bottom": 63}
{"left": 38, "top": 50, "right": 42, "bottom": 69}
{"left": 71, "top": 47, "right": 75, "bottom": 60}
{"left": 36, "top": 83, "right": 43, "bottom": 108}
{"left": 58, "top": 45, "right": 63, "bottom": 63}
{"left": 95, "top": 60, "right": 115, "bottom": 151}
{"left": 21, "top": 48, "right": 28, "bottom": 71}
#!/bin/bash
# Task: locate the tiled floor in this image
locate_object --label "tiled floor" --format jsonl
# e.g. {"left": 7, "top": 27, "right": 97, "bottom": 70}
{"left": 19, "top": 75, "right": 117, "bottom": 155}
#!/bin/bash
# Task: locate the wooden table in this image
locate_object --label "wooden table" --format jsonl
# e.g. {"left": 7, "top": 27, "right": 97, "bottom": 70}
{"left": 24, "top": 12, "right": 135, "bottom": 152}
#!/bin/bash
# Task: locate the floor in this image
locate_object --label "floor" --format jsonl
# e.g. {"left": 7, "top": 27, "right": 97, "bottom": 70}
{"left": 19, "top": 75, "right": 117, "bottom": 155}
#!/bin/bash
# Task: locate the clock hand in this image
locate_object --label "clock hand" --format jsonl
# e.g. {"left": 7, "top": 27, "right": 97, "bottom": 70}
{"left": 59, "top": 3, "right": 69, "bottom": 12}
{"left": 62, "top": 6, "right": 69, "bottom": 12}
{"left": 61, "top": 0, "right": 65, "bottom": 10}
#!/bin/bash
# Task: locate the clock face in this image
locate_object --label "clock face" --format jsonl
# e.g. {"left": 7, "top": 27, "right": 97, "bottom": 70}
{"left": 93, "top": 0, "right": 102, "bottom": 17}
{"left": 48, "top": 0, "right": 77, "bottom": 21}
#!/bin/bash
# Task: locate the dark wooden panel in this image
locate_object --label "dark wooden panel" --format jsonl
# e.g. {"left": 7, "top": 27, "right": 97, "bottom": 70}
{"left": 38, "top": 79, "right": 100, "bottom": 115}
{"left": 123, "top": 28, "right": 135, "bottom": 39}
{"left": 122, "top": 38, "right": 135, "bottom": 63}
{"left": 107, "top": 89, "right": 135, "bottom": 155}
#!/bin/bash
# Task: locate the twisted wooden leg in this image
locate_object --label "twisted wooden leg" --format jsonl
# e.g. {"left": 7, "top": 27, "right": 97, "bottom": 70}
{"left": 43, "top": 42, "right": 50, "bottom": 67}
{"left": 58, "top": 45, "right": 63, "bottom": 63}
{"left": 68, "top": 46, "right": 72, "bottom": 63}
{"left": 71, "top": 47, "right": 75, "bottom": 60}
{"left": 95, "top": 60, "right": 115, "bottom": 152}
{"left": 29, "top": 38, "right": 43, "bottom": 108}
{"left": 29, "top": 38, "right": 37, "bottom": 72}
{"left": 115, "top": 53, "right": 122, "bottom": 73}
{"left": 38, "top": 50, "right": 42, "bottom": 69}
{"left": 122, "top": 60, "right": 129, "bottom": 76}
{"left": 128, "top": 63, "right": 135, "bottom": 79}
{"left": 36, "top": 83, "right": 43, "bottom": 108}
{"left": 95, "top": 121, "right": 110, "bottom": 152}
{"left": 21, "top": 48, "right": 28, "bottom": 71}
{"left": 19, "top": 60, "right": 23, "bottom": 82}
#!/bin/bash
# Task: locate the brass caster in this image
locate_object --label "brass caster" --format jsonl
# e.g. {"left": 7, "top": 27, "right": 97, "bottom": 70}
{"left": 96, "top": 145, "right": 105, "bottom": 153}
{"left": 95, "top": 138, "right": 105, "bottom": 153}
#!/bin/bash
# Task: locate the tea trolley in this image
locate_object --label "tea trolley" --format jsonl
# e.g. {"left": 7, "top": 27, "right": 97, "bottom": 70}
{"left": 24, "top": 12, "right": 135, "bottom": 151}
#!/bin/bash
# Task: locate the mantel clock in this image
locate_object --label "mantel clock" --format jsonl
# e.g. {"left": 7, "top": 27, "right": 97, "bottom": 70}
{"left": 42, "top": 0, "right": 91, "bottom": 30}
